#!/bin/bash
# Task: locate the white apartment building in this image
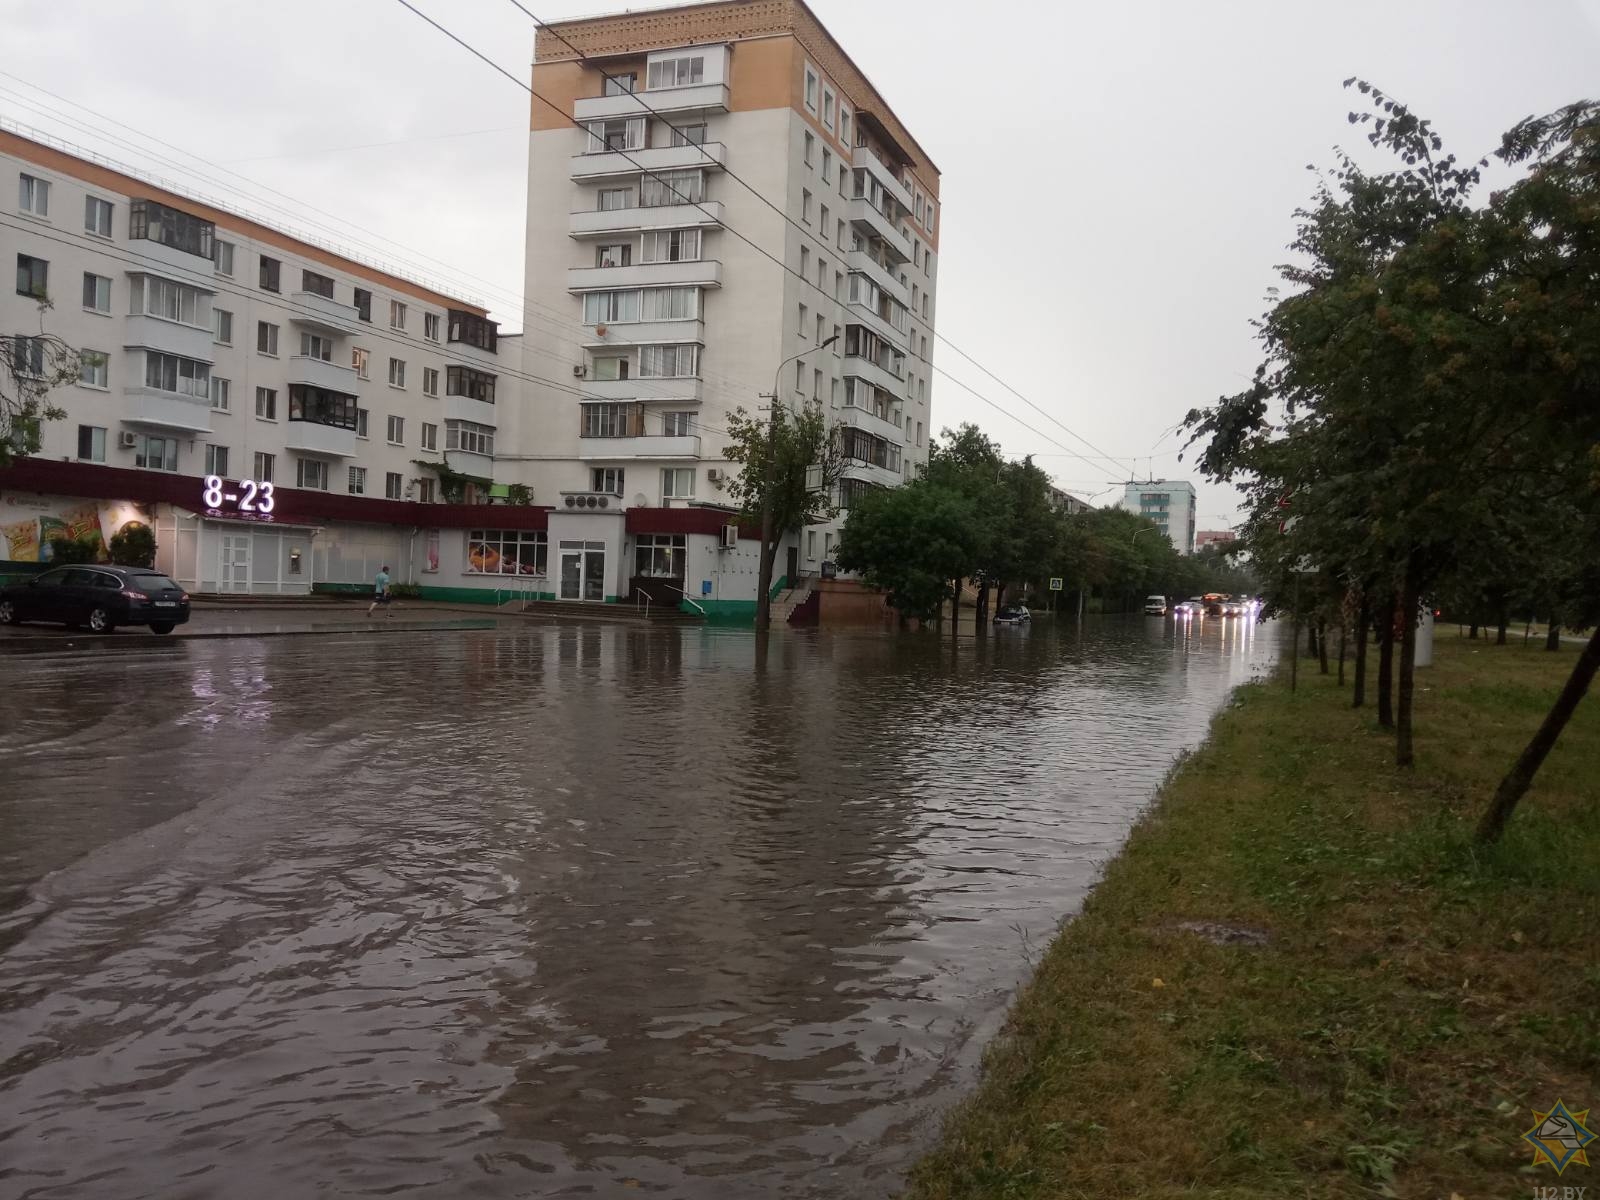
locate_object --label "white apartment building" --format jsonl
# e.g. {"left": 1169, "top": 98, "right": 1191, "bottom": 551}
{"left": 508, "top": 0, "right": 941, "bottom": 613}
{"left": 1118, "top": 479, "right": 1198, "bottom": 555}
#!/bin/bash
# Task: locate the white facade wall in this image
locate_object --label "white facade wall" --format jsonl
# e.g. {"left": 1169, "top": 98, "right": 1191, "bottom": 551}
{"left": 1119, "top": 480, "right": 1198, "bottom": 555}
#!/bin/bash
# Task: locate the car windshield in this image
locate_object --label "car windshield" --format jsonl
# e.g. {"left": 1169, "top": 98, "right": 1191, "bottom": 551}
{"left": 131, "top": 574, "right": 183, "bottom": 591}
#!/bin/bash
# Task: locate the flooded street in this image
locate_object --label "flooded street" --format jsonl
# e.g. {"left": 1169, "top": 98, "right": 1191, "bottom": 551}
{"left": 0, "top": 616, "right": 1274, "bottom": 1199}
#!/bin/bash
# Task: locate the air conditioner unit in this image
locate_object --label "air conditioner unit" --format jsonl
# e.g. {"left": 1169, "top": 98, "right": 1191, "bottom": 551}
{"left": 706, "top": 467, "right": 724, "bottom": 485}
{"left": 572, "top": 364, "right": 587, "bottom": 378}
{"left": 119, "top": 431, "right": 138, "bottom": 449}
{"left": 719, "top": 523, "right": 739, "bottom": 550}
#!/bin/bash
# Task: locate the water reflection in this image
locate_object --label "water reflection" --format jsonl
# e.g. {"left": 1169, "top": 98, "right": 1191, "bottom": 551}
{"left": 0, "top": 616, "right": 1274, "bottom": 1198}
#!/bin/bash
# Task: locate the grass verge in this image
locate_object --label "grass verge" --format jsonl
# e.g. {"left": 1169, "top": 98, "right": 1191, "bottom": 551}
{"left": 905, "top": 636, "right": 1600, "bottom": 1199}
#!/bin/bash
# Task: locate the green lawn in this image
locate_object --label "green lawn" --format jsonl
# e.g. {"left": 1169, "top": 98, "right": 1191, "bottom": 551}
{"left": 906, "top": 635, "right": 1600, "bottom": 1199}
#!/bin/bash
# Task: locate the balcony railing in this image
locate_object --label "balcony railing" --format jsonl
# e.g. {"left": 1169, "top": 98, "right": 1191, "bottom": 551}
{"left": 570, "top": 200, "right": 726, "bottom": 238}
{"left": 571, "top": 141, "right": 727, "bottom": 182}
{"left": 576, "top": 433, "right": 702, "bottom": 461}
{"left": 568, "top": 260, "right": 723, "bottom": 291}
{"left": 574, "top": 83, "right": 730, "bottom": 122}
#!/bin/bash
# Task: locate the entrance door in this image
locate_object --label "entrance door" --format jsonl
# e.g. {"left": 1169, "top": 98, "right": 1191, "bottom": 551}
{"left": 558, "top": 540, "right": 607, "bottom": 602}
{"left": 786, "top": 545, "right": 799, "bottom": 587}
{"left": 220, "top": 534, "right": 251, "bottom": 593}
{"left": 559, "top": 548, "right": 583, "bottom": 601}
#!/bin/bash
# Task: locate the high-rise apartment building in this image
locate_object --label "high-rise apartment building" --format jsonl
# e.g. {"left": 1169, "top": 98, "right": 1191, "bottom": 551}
{"left": 1119, "top": 479, "right": 1198, "bottom": 555}
{"left": 510, "top": 0, "right": 941, "bottom": 595}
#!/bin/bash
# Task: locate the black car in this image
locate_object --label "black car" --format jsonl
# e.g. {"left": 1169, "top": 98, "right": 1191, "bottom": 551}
{"left": 0, "top": 565, "right": 191, "bottom": 634}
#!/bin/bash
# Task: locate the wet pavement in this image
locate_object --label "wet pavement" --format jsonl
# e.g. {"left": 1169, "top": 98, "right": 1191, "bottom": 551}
{"left": 0, "top": 615, "right": 1276, "bottom": 1199}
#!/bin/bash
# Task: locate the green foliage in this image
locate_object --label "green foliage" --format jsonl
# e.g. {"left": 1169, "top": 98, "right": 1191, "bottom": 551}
{"left": 837, "top": 481, "right": 981, "bottom": 619}
{"left": 108, "top": 524, "right": 156, "bottom": 568}
{"left": 719, "top": 401, "right": 842, "bottom": 534}
{"left": 44, "top": 534, "right": 99, "bottom": 565}
{"left": 3, "top": 301, "right": 83, "bottom": 467}
{"left": 389, "top": 582, "right": 422, "bottom": 599}
{"left": 505, "top": 483, "right": 533, "bottom": 507}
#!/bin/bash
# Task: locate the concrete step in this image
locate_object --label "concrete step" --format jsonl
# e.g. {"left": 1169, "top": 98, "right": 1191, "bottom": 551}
{"left": 519, "top": 600, "right": 705, "bottom": 625}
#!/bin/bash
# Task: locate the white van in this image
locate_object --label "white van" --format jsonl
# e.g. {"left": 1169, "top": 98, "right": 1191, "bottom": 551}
{"left": 1143, "top": 595, "right": 1168, "bottom": 615}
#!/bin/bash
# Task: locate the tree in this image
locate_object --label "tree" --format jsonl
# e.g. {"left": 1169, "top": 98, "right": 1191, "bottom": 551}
{"left": 836, "top": 480, "right": 982, "bottom": 621}
{"left": 720, "top": 400, "right": 843, "bottom": 629}
{"left": 3, "top": 302, "right": 83, "bottom": 467}
{"left": 109, "top": 524, "right": 158, "bottom": 569}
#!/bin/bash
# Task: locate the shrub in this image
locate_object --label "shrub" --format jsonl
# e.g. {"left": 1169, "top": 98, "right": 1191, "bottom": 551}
{"left": 44, "top": 534, "right": 98, "bottom": 564}
{"left": 108, "top": 523, "right": 157, "bottom": 568}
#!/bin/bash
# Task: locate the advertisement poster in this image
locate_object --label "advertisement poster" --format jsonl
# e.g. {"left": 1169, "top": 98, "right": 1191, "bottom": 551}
{"left": 0, "top": 493, "right": 152, "bottom": 564}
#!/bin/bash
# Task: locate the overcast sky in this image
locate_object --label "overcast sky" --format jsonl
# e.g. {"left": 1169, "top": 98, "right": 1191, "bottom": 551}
{"left": 7, "top": 0, "right": 1599, "bottom": 526}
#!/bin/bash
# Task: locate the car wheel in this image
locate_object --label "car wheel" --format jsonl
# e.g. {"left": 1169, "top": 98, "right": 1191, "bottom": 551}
{"left": 150, "top": 622, "right": 175, "bottom": 635}
{"left": 0, "top": 599, "right": 16, "bottom": 625}
{"left": 87, "top": 606, "right": 115, "bottom": 635}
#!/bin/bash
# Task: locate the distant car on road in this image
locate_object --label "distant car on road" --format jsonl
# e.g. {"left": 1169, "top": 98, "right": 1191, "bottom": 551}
{"left": 1174, "top": 597, "right": 1204, "bottom": 617}
{"left": 0, "top": 565, "right": 191, "bottom": 635}
{"left": 993, "top": 605, "right": 1031, "bottom": 625}
{"left": 1144, "top": 594, "right": 1168, "bottom": 615}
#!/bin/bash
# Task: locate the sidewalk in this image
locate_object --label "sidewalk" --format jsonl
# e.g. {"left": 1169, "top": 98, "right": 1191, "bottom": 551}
{"left": 0, "top": 603, "right": 508, "bottom": 647}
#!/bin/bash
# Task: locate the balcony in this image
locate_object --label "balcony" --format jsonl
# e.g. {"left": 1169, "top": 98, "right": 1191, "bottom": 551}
{"left": 289, "top": 290, "right": 360, "bottom": 335}
{"left": 848, "top": 302, "right": 910, "bottom": 353}
{"left": 567, "top": 259, "right": 723, "bottom": 291}
{"left": 285, "top": 420, "right": 358, "bottom": 458}
{"left": 574, "top": 83, "right": 729, "bottom": 123}
{"left": 843, "top": 356, "right": 904, "bottom": 396}
{"left": 840, "top": 403, "right": 906, "bottom": 443}
{"left": 446, "top": 448, "right": 495, "bottom": 478}
{"left": 122, "top": 315, "right": 214, "bottom": 363}
{"left": 571, "top": 141, "right": 726, "bottom": 182}
{"left": 133, "top": 237, "right": 216, "bottom": 279}
{"left": 846, "top": 250, "right": 909, "bottom": 307}
{"left": 287, "top": 355, "right": 359, "bottom": 394}
{"left": 122, "top": 388, "right": 213, "bottom": 434}
{"left": 852, "top": 146, "right": 915, "bottom": 215}
{"left": 577, "top": 434, "right": 702, "bottom": 461}
{"left": 570, "top": 200, "right": 725, "bottom": 238}
{"left": 444, "top": 394, "right": 497, "bottom": 426}
{"left": 584, "top": 320, "right": 704, "bottom": 349}
{"left": 847, "top": 199, "right": 909, "bottom": 263}
{"left": 841, "top": 459, "right": 903, "bottom": 490}
{"left": 579, "top": 377, "right": 704, "bottom": 403}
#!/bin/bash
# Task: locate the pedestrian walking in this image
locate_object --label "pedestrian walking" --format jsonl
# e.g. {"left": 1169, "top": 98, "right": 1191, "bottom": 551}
{"left": 367, "top": 565, "right": 394, "bottom": 618}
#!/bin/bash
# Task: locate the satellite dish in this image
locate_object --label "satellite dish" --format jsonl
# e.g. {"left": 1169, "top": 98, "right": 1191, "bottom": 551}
{"left": 632, "top": 492, "right": 648, "bottom": 509}
{"left": 595, "top": 323, "right": 608, "bottom": 337}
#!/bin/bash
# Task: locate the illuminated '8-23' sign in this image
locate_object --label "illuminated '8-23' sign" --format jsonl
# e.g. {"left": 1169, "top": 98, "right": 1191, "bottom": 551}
{"left": 202, "top": 474, "right": 276, "bottom": 517}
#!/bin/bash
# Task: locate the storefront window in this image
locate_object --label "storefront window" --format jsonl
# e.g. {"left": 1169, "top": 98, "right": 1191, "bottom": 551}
{"left": 634, "top": 533, "right": 686, "bottom": 578}
{"left": 467, "top": 529, "right": 547, "bottom": 576}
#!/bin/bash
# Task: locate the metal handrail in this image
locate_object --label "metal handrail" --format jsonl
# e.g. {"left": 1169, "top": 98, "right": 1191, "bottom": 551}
{"left": 635, "top": 591, "right": 652, "bottom": 618}
{"left": 662, "top": 583, "right": 706, "bottom": 616}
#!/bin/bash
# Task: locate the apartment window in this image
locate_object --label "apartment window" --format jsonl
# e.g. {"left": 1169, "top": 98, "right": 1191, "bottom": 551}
{"left": 917, "top": 420, "right": 924, "bottom": 445}
{"left": 591, "top": 357, "right": 628, "bottom": 381}
{"left": 352, "top": 346, "right": 369, "bottom": 379}
{"left": 211, "top": 377, "right": 231, "bottom": 412}
{"left": 597, "top": 242, "right": 632, "bottom": 268}
{"left": 348, "top": 466, "right": 367, "bottom": 495}
{"left": 134, "top": 434, "right": 178, "bottom": 472}
{"left": 254, "top": 451, "right": 275, "bottom": 482}
{"left": 78, "top": 351, "right": 108, "bottom": 389}
{"left": 288, "top": 385, "right": 357, "bottom": 429}
{"left": 422, "top": 367, "right": 439, "bottom": 396}
{"left": 84, "top": 195, "right": 112, "bottom": 237}
{"left": 213, "top": 307, "right": 233, "bottom": 344}
{"left": 802, "top": 189, "right": 813, "bottom": 224}
{"left": 353, "top": 288, "right": 372, "bottom": 322}
{"left": 77, "top": 425, "right": 106, "bottom": 463}
{"left": 821, "top": 204, "right": 831, "bottom": 240}
{"left": 816, "top": 313, "right": 825, "bottom": 345}
{"left": 798, "top": 303, "right": 808, "bottom": 336}
{"left": 840, "top": 107, "right": 851, "bottom": 144}
{"left": 16, "top": 254, "right": 47, "bottom": 299}
{"left": 584, "top": 290, "right": 640, "bottom": 325}
{"left": 82, "top": 272, "right": 111, "bottom": 313}
{"left": 922, "top": 294, "right": 930, "bottom": 318}
{"left": 638, "top": 344, "right": 698, "bottom": 378}
{"left": 144, "top": 351, "right": 210, "bottom": 397}
{"left": 580, "top": 403, "right": 631, "bottom": 438}
{"left": 257, "top": 321, "right": 279, "bottom": 356}
{"left": 424, "top": 312, "right": 441, "bottom": 342}
{"left": 130, "top": 199, "right": 213, "bottom": 257}
{"left": 255, "top": 387, "right": 278, "bottom": 420}
{"left": 296, "top": 459, "right": 329, "bottom": 491}
{"left": 800, "top": 247, "right": 810, "bottom": 281}
{"left": 135, "top": 276, "right": 206, "bottom": 325}
{"left": 822, "top": 148, "right": 832, "bottom": 184}
{"left": 387, "top": 414, "right": 404, "bottom": 444}
{"left": 915, "top": 192, "right": 925, "bottom": 223}
{"left": 663, "top": 411, "right": 693, "bottom": 436}
{"left": 388, "top": 358, "right": 406, "bottom": 388}
{"left": 19, "top": 174, "right": 50, "bottom": 217}
{"left": 812, "top": 367, "right": 822, "bottom": 400}
{"left": 205, "top": 444, "right": 229, "bottom": 477}
{"left": 301, "top": 269, "right": 335, "bottom": 299}
{"left": 259, "top": 255, "right": 280, "bottom": 292}
{"left": 795, "top": 360, "right": 804, "bottom": 392}
{"left": 835, "top": 269, "right": 843, "bottom": 300}
{"left": 671, "top": 123, "right": 707, "bottom": 147}
{"left": 647, "top": 54, "right": 705, "bottom": 89}
{"left": 586, "top": 117, "right": 645, "bottom": 153}
{"left": 445, "top": 309, "right": 496, "bottom": 353}
{"left": 447, "top": 365, "right": 498, "bottom": 403}
{"left": 11, "top": 336, "right": 44, "bottom": 377}
{"left": 212, "top": 238, "right": 234, "bottom": 276}
{"left": 599, "top": 187, "right": 633, "bottom": 211}
{"left": 389, "top": 300, "right": 407, "bottom": 330}
{"left": 416, "top": 479, "right": 435, "bottom": 503}
{"left": 830, "top": 377, "right": 840, "bottom": 408}
{"left": 356, "top": 408, "right": 369, "bottom": 438}
{"left": 300, "top": 332, "right": 333, "bottom": 362}
{"left": 445, "top": 420, "right": 495, "bottom": 456}
{"left": 661, "top": 467, "right": 695, "bottom": 498}
{"left": 421, "top": 421, "right": 438, "bottom": 451}
{"left": 641, "top": 228, "right": 700, "bottom": 262}
{"left": 592, "top": 467, "right": 624, "bottom": 494}
{"left": 927, "top": 202, "right": 936, "bottom": 232}
{"left": 817, "top": 257, "right": 826, "bottom": 289}
{"left": 839, "top": 169, "right": 847, "bottom": 199}
{"left": 385, "top": 472, "right": 403, "bottom": 500}
{"left": 603, "top": 72, "right": 636, "bottom": 96}
{"left": 807, "top": 530, "right": 817, "bottom": 561}
{"left": 914, "top": 242, "right": 922, "bottom": 267}
{"left": 804, "top": 132, "right": 815, "bottom": 167}
{"left": 640, "top": 169, "right": 704, "bottom": 208}
{"left": 641, "top": 287, "right": 698, "bottom": 320}
{"left": 804, "top": 67, "right": 818, "bottom": 111}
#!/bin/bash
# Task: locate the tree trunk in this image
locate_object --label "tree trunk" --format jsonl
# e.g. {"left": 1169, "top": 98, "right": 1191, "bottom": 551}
{"left": 975, "top": 579, "right": 990, "bottom": 628}
{"left": 1396, "top": 569, "right": 1420, "bottom": 767}
{"left": 1289, "top": 609, "right": 1301, "bottom": 693}
{"left": 1352, "top": 595, "right": 1370, "bottom": 708}
{"left": 1377, "top": 601, "right": 1396, "bottom": 730}
{"left": 1306, "top": 621, "right": 1319, "bottom": 658}
{"left": 1468, "top": 623, "right": 1479, "bottom": 640}
{"left": 1477, "top": 626, "right": 1600, "bottom": 843}
{"left": 1317, "top": 618, "right": 1330, "bottom": 676}
{"left": 1496, "top": 606, "right": 1508, "bottom": 646}
{"left": 1546, "top": 618, "right": 1562, "bottom": 652}
{"left": 951, "top": 577, "right": 961, "bottom": 641}
{"left": 1337, "top": 621, "right": 1347, "bottom": 687}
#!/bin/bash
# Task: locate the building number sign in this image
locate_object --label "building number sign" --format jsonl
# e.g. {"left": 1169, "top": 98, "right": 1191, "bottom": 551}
{"left": 203, "top": 474, "right": 277, "bottom": 518}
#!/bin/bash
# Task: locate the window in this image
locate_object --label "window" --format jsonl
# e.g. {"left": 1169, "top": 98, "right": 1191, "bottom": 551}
{"left": 927, "top": 201, "right": 936, "bottom": 232}
{"left": 300, "top": 332, "right": 333, "bottom": 361}
{"left": 662, "top": 411, "right": 693, "bottom": 436}
{"left": 82, "top": 272, "right": 111, "bottom": 313}
{"left": 804, "top": 132, "right": 815, "bottom": 166}
{"left": 259, "top": 255, "right": 280, "bottom": 291}
{"left": 822, "top": 148, "right": 832, "bottom": 183}
{"left": 130, "top": 199, "right": 213, "bottom": 258}
{"left": 388, "top": 358, "right": 406, "bottom": 388}
{"left": 917, "top": 419, "right": 924, "bottom": 445}
{"left": 640, "top": 169, "right": 703, "bottom": 207}
{"left": 599, "top": 187, "right": 633, "bottom": 211}
{"left": 592, "top": 467, "right": 624, "bottom": 494}
{"left": 85, "top": 195, "right": 112, "bottom": 237}
{"left": 603, "top": 72, "right": 636, "bottom": 97}
{"left": 635, "top": 533, "right": 687, "bottom": 578}
{"left": 671, "top": 123, "right": 707, "bottom": 147}
{"left": 387, "top": 415, "right": 405, "bottom": 444}
{"left": 821, "top": 204, "right": 830, "bottom": 240}
{"left": 417, "top": 479, "right": 435, "bottom": 503}
{"left": 302, "top": 269, "right": 335, "bottom": 299}
{"left": 804, "top": 67, "right": 818, "bottom": 111}
{"left": 816, "top": 313, "right": 825, "bottom": 345}
{"left": 16, "top": 254, "right": 47, "bottom": 299}
{"left": 448, "top": 309, "right": 498, "bottom": 351}
{"left": 800, "top": 246, "right": 810, "bottom": 280}
{"left": 446, "top": 365, "right": 498, "bottom": 403}
{"left": 144, "top": 351, "right": 210, "bottom": 397}
{"left": 257, "top": 321, "right": 279, "bottom": 356}
{"left": 661, "top": 467, "right": 695, "bottom": 498}
{"left": 580, "top": 403, "right": 632, "bottom": 438}
{"left": 211, "top": 377, "right": 231, "bottom": 412}
{"left": 915, "top": 192, "right": 924, "bottom": 223}
{"left": 19, "top": 174, "right": 50, "bottom": 217}
{"left": 584, "top": 290, "right": 640, "bottom": 324}
{"left": 422, "top": 367, "right": 439, "bottom": 396}
{"left": 647, "top": 54, "right": 705, "bottom": 90}
{"left": 586, "top": 117, "right": 645, "bottom": 153}
{"left": 798, "top": 303, "right": 808, "bottom": 336}
{"left": 205, "top": 444, "right": 229, "bottom": 476}
{"left": 78, "top": 351, "right": 108, "bottom": 389}
{"left": 352, "top": 347, "right": 369, "bottom": 379}
{"left": 385, "top": 472, "right": 404, "bottom": 500}
{"left": 389, "top": 300, "right": 407, "bottom": 330}
{"left": 424, "top": 312, "right": 441, "bottom": 341}
{"left": 466, "top": 529, "right": 547, "bottom": 575}
{"left": 808, "top": 530, "right": 817, "bottom": 561}
{"left": 213, "top": 307, "right": 232, "bottom": 344}
{"left": 295, "top": 458, "right": 329, "bottom": 491}
{"left": 11, "top": 335, "right": 44, "bottom": 377}
{"left": 830, "top": 377, "right": 840, "bottom": 408}
{"left": 288, "top": 385, "right": 358, "bottom": 429}
{"left": 135, "top": 276, "right": 205, "bottom": 326}
{"left": 421, "top": 421, "right": 438, "bottom": 451}
{"left": 355, "top": 408, "right": 368, "bottom": 438}
{"left": 922, "top": 294, "right": 930, "bottom": 318}
{"left": 812, "top": 367, "right": 822, "bottom": 400}
{"left": 802, "top": 189, "right": 813, "bottom": 224}
{"left": 77, "top": 425, "right": 106, "bottom": 463}
{"left": 914, "top": 242, "right": 922, "bottom": 267}
{"left": 348, "top": 466, "right": 367, "bottom": 495}
{"left": 445, "top": 420, "right": 495, "bottom": 455}
{"left": 212, "top": 238, "right": 234, "bottom": 276}
{"left": 254, "top": 451, "right": 275, "bottom": 482}
{"left": 642, "top": 286, "right": 698, "bottom": 320}
{"left": 837, "top": 477, "right": 881, "bottom": 510}
{"left": 835, "top": 269, "right": 843, "bottom": 300}
{"left": 597, "top": 242, "right": 632, "bottom": 268}
{"left": 647, "top": 231, "right": 703, "bottom": 269}
{"left": 591, "top": 357, "right": 628, "bottom": 381}
{"left": 840, "top": 106, "right": 851, "bottom": 144}
{"left": 255, "top": 387, "right": 278, "bottom": 420}
{"left": 134, "top": 434, "right": 178, "bottom": 472}
{"left": 638, "top": 344, "right": 699, "bottom": 378}
{"left": 353, "top": 288, "right": 372, "bottom": 322}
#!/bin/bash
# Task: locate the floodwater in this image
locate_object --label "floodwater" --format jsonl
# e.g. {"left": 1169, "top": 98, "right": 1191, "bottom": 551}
{"left": 0, "top": 615, "right": 1274, "bottom": 1199}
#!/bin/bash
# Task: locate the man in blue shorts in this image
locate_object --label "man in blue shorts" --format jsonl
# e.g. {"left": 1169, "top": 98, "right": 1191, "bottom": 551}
{"left": 366, "top": 565, "right": 393, "bottom": 618}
